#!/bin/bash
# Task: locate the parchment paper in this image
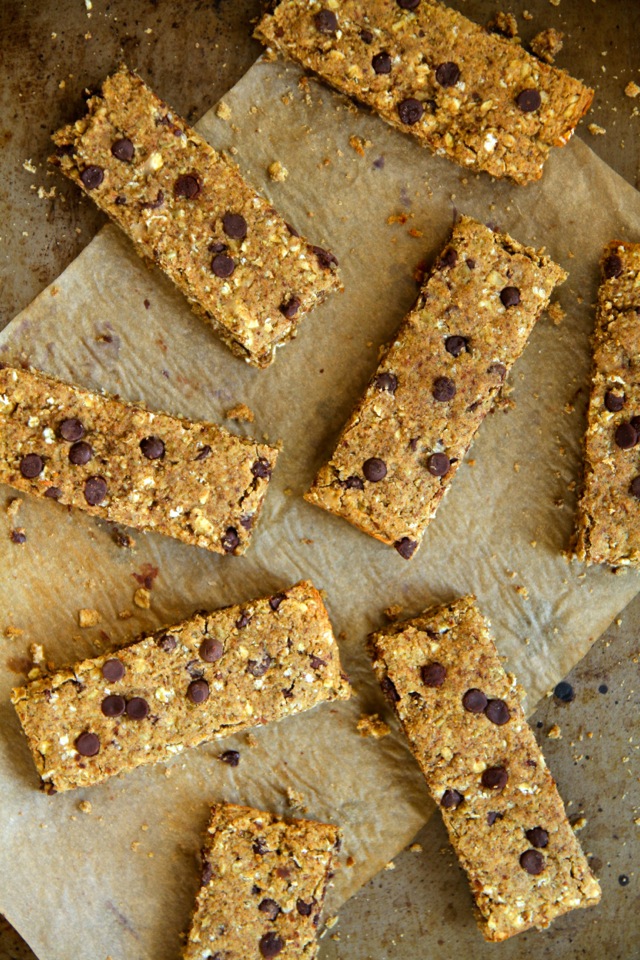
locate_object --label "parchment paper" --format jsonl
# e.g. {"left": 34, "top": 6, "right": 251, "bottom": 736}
{"left": 1, "top": 57, "right": 640, "bottom": 960}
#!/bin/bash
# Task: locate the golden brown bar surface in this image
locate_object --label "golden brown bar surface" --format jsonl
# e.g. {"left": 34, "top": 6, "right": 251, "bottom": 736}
{"left": 184, "top": 803, "right": 340, "bottom": 960}
{"left": 12, "top": 581, "right": 351, "bottom": 792}
{"left": 256, "top": 0, "right": 593, "bottom": 185}
{"left": 369, "top": 596, "right": 601, "bottom": 941}
{"left": 51, "top": 65, "right": 341, "bottom": 367}
{"left": 305, "top": 217, "right": 566, "bottom": 559}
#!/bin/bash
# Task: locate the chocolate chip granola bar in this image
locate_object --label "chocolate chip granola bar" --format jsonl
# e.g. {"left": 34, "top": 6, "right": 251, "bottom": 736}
{"left": 305, "top": 216, "right": 566, "bottom": 559}
{"left": 255, "top": 0, "right": 593, "bottom": 185}
{"left": 369, "top": 596, "right": 601, "bottom": 941}
{"left": 51, "top": 65, "right": 341, "bottom": 367}
{"left": 573, "top": 242, "right": 640, "bottom": 565}
{"left": 0, "top": 365, "right": 277, "bottom": 554}
{"left": 184, "top": 803, "right": 339, "bottom": 959}
{"left": 12, "top": 581, "right": 351, "bottom": 793}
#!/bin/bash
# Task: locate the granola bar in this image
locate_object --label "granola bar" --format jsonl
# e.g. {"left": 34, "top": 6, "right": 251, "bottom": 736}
{"left": 255, "top": 0, "right": 593, "bottom": 185}
{"left": 12, "top": 580, "right": 351, "bottom": 792}
{"left": 184, "top": 803, "right": 340, "bottom": 959}
{"left": 305, "top": 217, "right": 566, "bottom": 559}
{"left": 51, "top": 65, "right": 341, "bottom": 367}
{"left": 573, "top": 242, "right": 640, "bottom": 565}
{"left": 0, "top": 365, "right": 277, "bottom": 554}
{"left": 369, "top": 596, "right": 601, "bottom": 941}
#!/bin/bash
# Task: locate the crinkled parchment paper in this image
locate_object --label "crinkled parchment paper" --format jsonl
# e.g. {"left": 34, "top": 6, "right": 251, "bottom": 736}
{"left": 1, "top": 57, "right": 640, "bottom": 960}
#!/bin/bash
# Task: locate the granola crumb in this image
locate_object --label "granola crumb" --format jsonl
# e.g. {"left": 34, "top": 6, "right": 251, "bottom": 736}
{"left": 357, "top": 713, "right": 391, "bottom": 739}
{"left": 268, "top": 160, "right": 289, "bottom": 182}
{"left": 547, "top": 301, "right": 565, "bottom": 325}
{"left": 6, "top": 497, "right": 23, "bottom": 519}
{"left": 78, "top": 608, "right": 101, "bottom": 628}
{"left": 547, "top": 724, "right": 563, "bottom": 740}
{"left": 215, "top": 100, "right": 232, "bottom": 121}
{"left": 625, "top": 80, "right": 640, "bottom": 99}
{"left": 486, "top": 11, "right": 518, "bottom": 39}
{"left": 112, "top": 528, "right": 136, "bottom": 549}
{"left": 348, "top": 134, "right": 371, "bottom": 156}
{"left": 134, "top": 587, "right": 151, "bottom": 609}
{"left": 588, "top": 123, "right": 606, "bottom": 136}
{"left": 118, "top": 609, "right": 133, "bottom": 620}
{"left": 384, "top": 604, "right": 404, "bottom": 621}
{"left": 408, "top": 842, "right": 423, "bottom": 853}
{"left": 384, "top": 860, "right": 396, "bottom": 871}
{"left": 37, "top": 185, "right": 57, "bottom": 200}
{"left": 522, "top": 9, "right": 533, "bottom": 19}
{"left": 78, "top": 800, "right": 92, "bottom": 814}
{"left": 245, "top": 732, "right": 259, "bottom": 748}
{"left": 22, "top": 158, "right": 37, "bottom": 173}
{"left": 531, "top": 28, "right": 564, "bottom": 64}
{"left": 225, "top": 402, "right": 255, "bottom": 423}
{"left": 571, "top": 815, "right": 588, "bottom": 832}
{"left": 285, "top": 787, "right": 308, "bottom": 812}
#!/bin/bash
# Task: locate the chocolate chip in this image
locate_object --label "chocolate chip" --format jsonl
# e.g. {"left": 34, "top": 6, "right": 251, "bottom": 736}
{"left": 438, "top": 247, "right": 458, "bottom": 268}
{"left": 236, "top": 611, "right": 252, "bottom": 629}
{"left": 360, "top": 28, "right": 373, "bottom": 44}
{"left": 115, "top": 195, "right": 127, "bottom": 205}
{"left": 380, "top": 676, "right": 400, "bottom": 703}
{"left": 84, "top": 476, "right": 107, "bottom": 506}
{"left": 312, "top": 245, "right": 339, "bottom": 269}
{"left": 421, "top": 662, "right": 446, "bottom": 687}
{"left": 19, "top": 454, "right": 44, "bottom": 478}
{"left": 363, "top": 457, "right": 387, "bottom": 482}
{"left": 111, "top": 138, "right": 134, "bottom": 161}
{"left": 253, "top": 838, "right": 268, "bottom": 856}
{"left": 432, "top": 376, "right": 456, "bottom": 401}
{"left": 525, "top": 827, "right": 549, "bottom": 848}
{"left": 441, "top": 789, "right": 463, "bottom": 809}
{"left": 258, "top": 898, "right": 281, "bottom": 920}
{"left": 394, "top": 537, "right": 418, "bottom": 559}
{"left": 342, "top": 475, "right": 364, "bottom": 490}
{"left": 259, "top": 933, "right": 284, "bottom": 959}
{"left": 220, "top": 750, "right": 240, "bottom": 767}
{"left": 140, "top": 190, "right": 164, "bottom": 210}
{"left": 445, "top": 335, "right": 468, "bottom": 357}
{"left": 102, "top": 659, "right": 125, "bottom": 682}
{"left": 222, "top": 527, "right": 240, "bottom": 553}
{"left": 10, "top": 530, "right": 26, "bottom": 544}
{"left": 630, "top": 415, "right": 640, "bottom": 432}
{"left": 248, "top": 654, "right": 273, "bottom": 677}
{"left": 126, "top": 697, "right": 150, "bottom": 720}
{"left": 515, "top": 88, "right": 542, "bottom": 113}
{"left": 435, "top": 62, "right": 461, "bottom": 88}
{"left": 208, "top": 241, "right": 227, "bottom": 254}
{"left": 269, "top": 593, "right": 286, "bottom": 611}
{"left": 296, "top": 899, "right": 314, "bottom": 916}
{"left": 59, "top": 418, "right": 85, "bottom": 441}
{"left": 485, "top": 698, "right": 511, "bottom": 725}
{"left": 481, "top": 766, "right": 508, "bottom": 790}
{"left": 101, "top": 694, "right": 126, "bottom": 718}
{"left": 520, "top": 849, "right": 545, "bottom": 875}
{"left": 605, "top": 389, "right": 625, "bottom": 412}
{"left": 397, "top": 0, "right": 420, "bottom": 7}
{"left": 397, "top": 98, "right": 424, "bottom": 125}
{"left": 466, "top": 258, "right": 476, "bottom": 269}
{"left": 76, "top": 732, "right": 100, "bottom": 756}
{"left": 194, "top": 445, "right": 212, "bottom": 461}
{"left": 69, "top": 441, "right": 92, "bottom": 465}
{"left": 174, "top": 174, "right": 202, "bottom": 199}
{"left": 500, "top": 286, "right": 521, "bottom": 307}
{"left": 157, "top": 633, "right": 177, "bottom": 652}
{"left": 462, "top": 688, "right": 488, "bottom": 713}
{"left": 553, "top": 681, "right": 575, "bottom": 703}
{"left": 80, "top": 165, "right": 104, "bottom": 190}
{"left": 615, "top": 422, "right": 638, "bottom": 449}
{"left": 45, "top": 486, "right": 62, "bottom": 499}
{"left": 211, "top": 253, "right": 235, "bottom": 277}
{"left": 487, "top": 811, "right": 502, "bottom": 826}
{"left": 374, "top": 372, "right": 398, "bottom": 394}
{"left": 427, "top": 453, "right": 450, "bottom": 477}
{"left": 187, "top": 679, "right": 210, "bottom": 703}
{"left": 140, "top": 436, "right": 165, "bottom": 460}
{"left": 314, "top": 9, "right": 338, "bottom": 33}
{"left": 251, "top": 458, "right": 272, "bottom": 480}
{"left": 372, "top": 52, "right": 392, "bottom": 74}
{"left": 222, "top": 212, "right": 248, "bottom": 239}
{"left": 279, "top": 296, "right": 301, "bottom": 319}
{"left": 603, "top": 254, "right": 623, "bottom": 279}
{"left": 200, "top": 638, "right": 223, "bottom": 662}
{"left": 201, "top": 860, "right": 212, "bottom": 885}
{"left": 630, "top": 476, "right": 640, "bottom": 499}
{"left": 240, "top": 514, "right": 254, "bottom": 530}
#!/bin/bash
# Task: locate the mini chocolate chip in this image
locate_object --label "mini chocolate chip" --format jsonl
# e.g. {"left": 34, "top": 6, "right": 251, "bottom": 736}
{"left": 248, "top": 654, "right": 273, "bottom": 677}
{"left": 466, "top": 258, "right": 476, "bottom": 269}
{"left": 605, "top": 389, "right": 625, "bottom": 412}
{"left": 363, "top": 457, "right": 387, "bottom": 482}
{"left": 200, "top": 638, "right": 223, "bottom": 662}
{"left": 615, "top": 422, "right": 638, "bottom": 449}
{"left": 80, "top": 165, "right": 104, "bottom": 190}
{"left": 516, "top": 88, "right": 542, "bottom": 113}
{"left": 251, "top": 458, "right": 272, "bottom": 479}
{"left": 312, "top": 245, "right": 339, "bottom": 269}
{"left": 259, "top": 933, "right": 284, "bottom": 959}
{"left": 310, "top": 654, "right": 327, "bottom": 669}
{"left": 220, "top": 750, "right": 240, "bottom": 767}
{"left": 372, "top": 52, "right": 392, "bottom": 74}
{"left": 140, "top": 436, "right": 165, "bottom": 460}
{"left": 187, "top": 679, "right": 210, "bottom": 704}
{"left": 296, "top": 899, "right": 314, "bottom": 916}
{"left": 279, "top": 296, "right": 301, "bottom": 319}
{"left": 45, "top": 486, "right": 62, "bottom": 499}
{"left": 481, "top": 766, "right": 509, "bottom": 790}
{"left": 222, "top": 527, "right": 240, "bottom": 553}
{"left": 343, "top": 475, "right": 364, "bottom": 490}
{"left": 525, "top": 827, "right": 549, "bottom": 848}
{"left": 314, "top": 9, "right": 338, "bottom": 33}
{"left": 397, "top": 0, "right": 420, "bottom": 7}
{"left": 241, "top": 514, "right": 254, "bottom": 530}
{"left": 59, "top": 418, "right": 85, "bottom": 441}
{"left": 76, "top": 732, "right": 100, "bottom": 756}
{"left": 427, "top": 452, "right": 450, "bottom": 477}
{"left": 599, "top": 684, "right": 608, "bottom": 694}
{"left": 102, "top": 659, "right": 125, "bottom": 682}
{"left": 253, "top": 838, "right": 268, "bottom": 855}
{"left": 208, "top": 241, "right": 227, "bottom": 254}
{"left": 186, "top": 659, "right": 204, "bottom": 679}
{"left": 441, "top": 789, "right": 463, "bottom": 809}
{"left": 69, "top": 441, "right": 92, "bottom": 465}
{"left": 380, "top": 676, "right": 400, "bottom": 703}
{"left": 84, "top": 476, "right": 107, "bottom": 506}
{"left": 19, "top": 454, "right": 44, "bottom": 479}
{"left": 194, "top": 445, "right": 212, "bottom": 461}
{"left": 421, "top": 662, "right": 446, "bottom": 687}
{"left": 111, "top": 138, "right": 134, "bottom": 161}
{"left": 439, "top": 247, "right": 458, "bottom": 268}
{"left": 10, "top": 530, "right": 26, "bottom": 544}
{"left": 258, "top": 898, "right": 281, "bottom": 920}
{"left": 554, "top": 681, "right": 575, "bottom": 703}
{"left": 374, "top": 372, "right": 398, "bottom": 393}
{"left": 630, "top": 476, "right": 640, "bottom": 499}
{"left": 211, "top": 253, "right": 235, "bottom": 277}
{"left": 488, "top": 362, "right": 507, "bottom": 380}
{"left": 435, "top": 62, "right": 461, "bottom": 87}
{"left": 397, "top": 97, "right": 424, "bottom": 125}
{"left": 394, "top": 537, "right": 418, "bottom": 559}
{"left": 269, "top": 593, "right": 286, "bottom": 611}
{"left": 201, "top": 860, "right": 212, "bottom": 885}
{"left": 140, "top": 190, "right": 164, "bottom": 210}
{"left": 285, "top": 221, "right": 300, "bottom": 237}
{"left": 485, "top": 698, "right": 511, "bottom": 725}
{"left": 126, "top": 697, "right": 150, "bottom": 720}
{"left": 222, "top": 212, "right": 248, "bottom": 239}
{"left": 101, "top": 694, "right": 126, "bottom": 718}
{"left": 445, "top": 335, "right": 468, "bottom": 357}
{"left": 487, "top": 811, "right": 502, "bottom": 826}
{"left": 603, "top": 254, "right": 623, "bottom": 279}
{"left": 360, "top": 28, "right": 373, "bottom": 44}
{"left": 433, "top": 376, "right": 456, "bottom": 401}
{"left": 236, "top": 611, "right": 252, "bottom": 629}
{"left": 157, "top": 633, "right": 177, "bottom": 652}
{"left": 174, "top": 174, "right": 202, "bottom": 199}
{"left": 115, "top": 195, "right": 127, "bottom": 205}
{"left": 500, "top": 286, "right": 521, "bottom": 307}
{"left": 462, "top": 688, "right": 488, "bottom": 713}
{"left": 520, "top": 849, "right": 545, "bottom": 875}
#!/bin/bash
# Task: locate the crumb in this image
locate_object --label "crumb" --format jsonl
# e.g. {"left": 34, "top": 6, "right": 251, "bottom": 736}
{"left": 216, "top": 100, "right": 232, "bottom": 120}
{"left": 345, "top": 855, "right": 356, "bottom": 867}
{"left": 513, "top": 462, "right": 520, "bottom": 473}
{"left": 384, "top": 604, "right": 404, "bottom": 621}
{"left": 571, "top": 815, "right": 587, "bottom": 831}
{"left": 487, "top": 11, "right": 518, "bottom": 38}
{"left": 268, "top": 160, "right": 289, "bottom": 182}
{"left": 141, "top": 823, "right": 149, "bottom": 831}
{"left": 548, "top": 0, "right": 560, "bottom": 6}
{"left": 118, "top": 609, "right": 133, "bottom": 620}
{"left": 547, "top": 724, "right": 562, "bottom": 739}
{"left": 225, "top": 402, "right": 255, "bottom": 423}
{"left": 10, "top": 528, "right": 27, "bottom": 545}
{"left": 134, "top": 587, "right": 151, "bottom": 609}
{"left": 245, "top": 732, "right": 259, "bottom": 748}
{"left": 131, "top": 840, "right": 141, "bottom": 852}
{"left": 3, "top": 626, "right": 24, "bottom": 640}
{"left": 22, "top": 159, "right": 37, "bottom": 174}
{"left": 132, "top": 563, "right": 159, "bottom": 591}
{"left": 78, "top": 800, "right": 92, "bottom": 814}
{"left": 408, "top": 842, "right": 423, "bottom": 853}
{"left": 6, "top": 497, "right": 23, "bottom": 519}
{"left": 37, "top": 185, "right": 57, "bottom": 200}
{"left": 588, "top": 123, "right": 606, "bottom": 136}
{"left": 625, "top": 81, "right": 640, "bottom": 99}
{"left": 112, "top": 529, "right": 136, "bottom": 549}
{"left": 78, "top": 608, "right": 101, "bottom": 628}
{"left": 325, "top": 916, "right": 339, "bottom": 929}
{"left": 514, "top": 584, "right": 529, "bottom": 598}
{"left": 547, "top": 301, "right": 565, "bottom": 325}
{"left": 286, "top": 787, "right": 308, "bottom": 812}
{"left": 522, "top": 8, "right": 533, "bottom": 19}
{"left": 384, "top": 860, "right": 396, "bottom": 871}
{"left": 387, "top": 212, "right": 409, "bottom": 225}
{"left": 531, "top": 28, "right": 564, "bottom": 64}
{"left": 357, "top": 713, "right": 391, "bottom": 739}
{"left": 348, "top": 134, "right": 371, "bottom": 156}
{"left": 408, "top": 227, "right": 423, "bottom": 238}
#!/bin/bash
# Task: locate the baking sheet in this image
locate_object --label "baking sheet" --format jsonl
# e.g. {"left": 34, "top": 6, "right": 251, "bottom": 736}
{"left": 1, "top": 56, "right": 639, "bottom": 960}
